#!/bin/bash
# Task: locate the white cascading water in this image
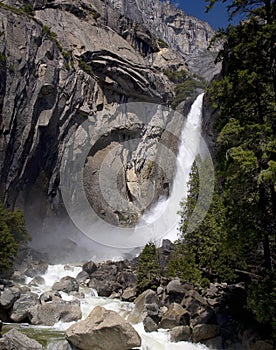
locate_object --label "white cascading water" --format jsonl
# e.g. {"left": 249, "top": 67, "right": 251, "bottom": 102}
{"left": 26, "top": 95, "right": 210, "bottom": 349}
{"left": 28, "top": 264, "right": 209, "bottom": 350}
{"left": 138, "top": 93, "right": 205, "bottom": 243}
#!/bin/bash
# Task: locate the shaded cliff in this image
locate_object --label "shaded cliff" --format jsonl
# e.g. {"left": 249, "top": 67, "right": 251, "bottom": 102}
{"left": 0, "top": 0, "right": 220, "bottom": 256}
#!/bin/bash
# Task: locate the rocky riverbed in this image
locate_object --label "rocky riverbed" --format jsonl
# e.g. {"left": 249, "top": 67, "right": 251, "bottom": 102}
{"left": 0, "top": 244, "right": 274, "bottom": 350}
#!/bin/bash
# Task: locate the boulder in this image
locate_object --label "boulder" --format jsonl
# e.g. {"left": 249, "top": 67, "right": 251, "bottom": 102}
{"left": 66, "top": 306, "right": 141, "bottom": 350}
{"left": 242, "top": 329, "right": 274, "bottom": 350}
{"left": 52, "top": 276, "right": 79, "bottom": 293}
{"left": 128, "top": 289, "right": 160, "bottom": 324}
{"left": 145, "top": 303, "right": 161, "bottom": 324}
{"left": 82, "top": 261, "right": 97, "bottom": 275}
{"left": 40, "top": 290, "right": 62, "bottom": 304}
{"left": 202, "top": 336, "right": 223, "bottom": 349}
{"left": 159, "top": 302, "right": 188, "bottom": 329}
{"left": 25, "top": 263, "right": 48, "bottom": 278}
{"left": 116, "top": 271, "right": 137, "bottom": 287}
{"left": 181, "top": 289, "right": 215, "bottom": 326}
{"left": 0, "top": 287, "right": 21, "bottom": 309}
{"left": 167, "top": 279, "right": 192, "bottom": 295}
{"left": 28, "top": 276, "right": 45, "bottom": 286}
{"left": 29, "top": 300, "right": 82, "bottom": 326}
{"left": 166, "top": 279, "right": 192, "bottom": 303}
{"left": 89, "top": 279, "right": 112, "bottom": 297}
{"left": 192, "top": 324, "right": 220, "bottom": 342}
{"left": 75, "top": 271, "right": 90, "bottom": 284}
{"left": 170, "top": 325, "right": 192, "bottom": 342}
{"left": 143, "top": 315, "right": 158, "bottom": 332}
{"left": 11, "top": 271, "right": 26, "bottom": 284}
{"left": 121, "top": 286, "right": 137, "bottom": 301}
{"left": 192, "top": 307, "right": 215, "bottom": 326}
{"left": 47, "top": 340, "right": 79, "bottom": 350}
{"left": 10, "top": 292, "right": 40, "bottom": 322}
{"left": 0, "top": 328, "right": 43, "bottom": 349}
{"left": 181, "top": 289, "right": 208, "bottom": 314}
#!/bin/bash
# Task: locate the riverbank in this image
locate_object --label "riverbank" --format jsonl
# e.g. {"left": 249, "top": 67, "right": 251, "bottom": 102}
{"left": 0, "top": 244, "right": 274, "bottom": 350}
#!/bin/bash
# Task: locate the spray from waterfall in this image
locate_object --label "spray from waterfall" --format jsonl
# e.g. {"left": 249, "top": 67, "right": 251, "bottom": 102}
{"left": 137, "top": 93, "right": 205, "bottom": 244}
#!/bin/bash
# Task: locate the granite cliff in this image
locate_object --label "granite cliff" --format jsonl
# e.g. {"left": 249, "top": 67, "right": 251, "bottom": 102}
{"left": 0, "top": 0, "right": 220, "bottom": 255}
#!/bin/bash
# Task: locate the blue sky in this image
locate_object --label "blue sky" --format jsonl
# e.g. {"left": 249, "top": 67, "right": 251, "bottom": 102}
{"left": 171, "top": 1, "right": 233, "bottom": 29}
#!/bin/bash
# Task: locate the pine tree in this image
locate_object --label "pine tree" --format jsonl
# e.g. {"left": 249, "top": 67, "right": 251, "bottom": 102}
{"left": 137, "top": 242, "right": 160, "bottom": 292}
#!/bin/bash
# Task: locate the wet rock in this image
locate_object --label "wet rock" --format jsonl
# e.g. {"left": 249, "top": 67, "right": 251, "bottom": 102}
{"left": 28, "top": 276, "right": 45, "bottom": 286}
{"left": 0, "top": 328, "right": 43, "bottom": 349}
{"left": 52, "top": 276, "right": 79, "bottom": 293}
{"left": 0, "top": 287, "right": 21, "bottom": 309}
{"left": 170, "top": 325, "right": 192, "bottom": 342}
{"left": 75, "top": 271, "right": 90, "bottom": 283}
{"left": 66, "top": 305, "right": 141, "bottom": 350}
{"left": 25, "top": 263, "right": 48, "bottom": 278}
{"left": 82, "top": 261, "right": 97, "bottom": 275}
{"left": 192, "top": 324, "right": 220, "bottom": 342}
{"left": 30, "top": 300, "right": 82, "bottom": 326}
{"left": 89, "top": 279, "right": 112, "bottom": 297}
{"left": 143, "top": 315, "right": 158, "bottom": 332}
{"left": 159, "top": 302, "right": 188, "bottom": 329}
{"left": 64, "top": 265, "right": 74, "bottom": 271}
{"left": 40, "top": 290, "right": 62, "bottom": 304}
{"left": 11, "top": 271, "right": 26, "bottom": 284}
{"left": 10, "top": 292, "right": 40, "bottom": 322}
{"left": 128, "top": 289, "right": 160, "bottom": 324}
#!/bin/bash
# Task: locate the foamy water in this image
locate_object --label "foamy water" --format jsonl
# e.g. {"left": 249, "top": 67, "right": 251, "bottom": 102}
{"left": 138, "top": 93, "right": 205, "bottom": 243}
{"left": 25, "top": 264, "right": 211, "bottom": 350}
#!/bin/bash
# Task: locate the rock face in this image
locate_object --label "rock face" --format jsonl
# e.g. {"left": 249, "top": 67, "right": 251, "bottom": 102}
{"left": 106, "top": 0, "right": 220, "bottom": 80}
{"left": 66, "top": 305, "right": 141, "bottom": 350}
{"left": 0, "top": 0, "right": 220, "bottom": 257}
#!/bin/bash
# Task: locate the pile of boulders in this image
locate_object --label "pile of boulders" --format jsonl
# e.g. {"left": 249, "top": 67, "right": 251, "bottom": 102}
{"left": 0, "top": 281, "right": 82, "bottom": 326}
{"left": 0, "top": 243, "right": 274, "bottom": 350}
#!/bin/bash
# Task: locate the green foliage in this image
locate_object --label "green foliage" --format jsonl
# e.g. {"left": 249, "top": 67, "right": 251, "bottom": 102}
{"left": 0, "top": 52, "right": 6, "bottom": 62}
{"left": 0, "top": 2, "right": 23, "bottom": 15}
{"left": 22, "top": 3, "right": 34, "bottom": 17}
{"left": 172, "top": 78, "right": 206, "bottom": 109}
{"left": 0, "top": 203, "right": 30, "bottom": 274}
{"left": 0, "top": 214, "right": 18, "bottom": 274}
{"left": 204, "top": 0, "right": 276, "bottom": 338}
{"left": 79, "top": 58, "right": 93, "bottom": 75}
{"left": 167, "top": 241, "right": 202, "bottom": 285}
{"left": 0, "top": 52, "right": 6, "bottom": 69}
{"left": 137, "top": 242, "right": 160, "bottom": 292}
{"left": 164, "top": 69, "right": 188, "bottom": 84}
{"left": 157, "top": 37, "right": 168, "bottom": 48}
{"left": 247, "top": 273, "right": 276, "bottom": 340}
{"left": 91, "top": 9, "right": 101, "bottom": 20}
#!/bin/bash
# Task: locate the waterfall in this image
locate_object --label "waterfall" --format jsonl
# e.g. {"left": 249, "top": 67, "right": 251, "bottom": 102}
{"left": 138, "top": 93, "right": 205, "bottom": 243}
